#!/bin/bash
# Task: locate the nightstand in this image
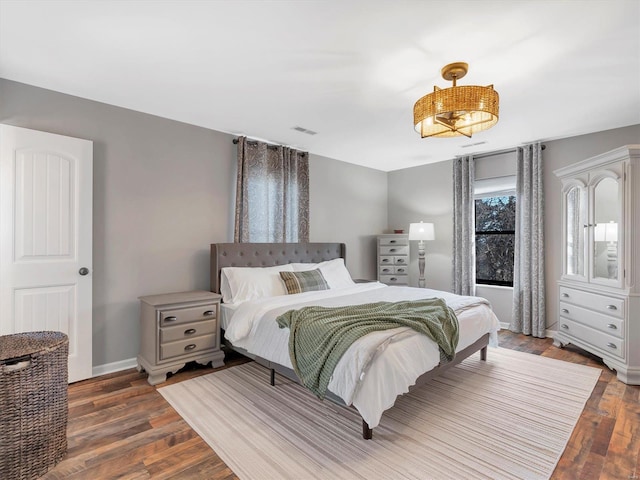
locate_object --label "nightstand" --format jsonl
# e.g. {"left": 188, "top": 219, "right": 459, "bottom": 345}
{"left": 137, "top": 290, "right": 224, "bottom": 385}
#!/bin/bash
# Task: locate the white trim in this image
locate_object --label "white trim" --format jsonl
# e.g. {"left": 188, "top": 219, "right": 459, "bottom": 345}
{"left": 499, "top": 325, "right": 557, "bottom": 339}
{"left": 92, "top": 357, "right": 138, "bottom": 377}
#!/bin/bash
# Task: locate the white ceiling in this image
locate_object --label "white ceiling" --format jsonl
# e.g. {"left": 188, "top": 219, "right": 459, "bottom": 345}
{"left": 1, "top": 0, "right": 639, "bottom": 172}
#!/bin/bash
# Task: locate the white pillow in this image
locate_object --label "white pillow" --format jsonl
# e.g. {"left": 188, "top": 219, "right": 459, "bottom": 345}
{"left": 221, "top": 264, "right": 294, "bottom": 304}
{"left": 292, "top": 258, "right": 354, "bottom": 290}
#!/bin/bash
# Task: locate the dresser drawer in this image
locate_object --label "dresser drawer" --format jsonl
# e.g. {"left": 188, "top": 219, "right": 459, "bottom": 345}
{"left": 559, "top": 302, "right": 623, "bottom": 338}
{"left": 558, "top": 318, "right": 624, "bottom": 359}
{"left": 160, "top": 319, "right": 217, "bottom": 343}
{"left": 160, "top": 334, "right": 216, "bottom": 360}
{"left": 379, "top": 255, "right": 407, "bottom": 266}
{"left": 379, "top": 237, "right": 409, "bottom": 247}
{"left": 559, "top": 287, "right": 624, "bottom": 319}
{"left": 379, "top": 245, "right": 409, "bottom": 256}
{"left": 379, "top": 265, "right": 394, "bottom": 275}
{"left": 160, "top": 304, "right": 217, "bottom": 326}
{"left": 379, "top": 274, "right": 408, "bottom": 285}
{"left": 379, "top": 265, "right": 409, "bottom": 275}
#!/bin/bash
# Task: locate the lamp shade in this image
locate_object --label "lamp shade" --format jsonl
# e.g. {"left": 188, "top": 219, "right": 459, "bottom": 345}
{"left": 413, "top": 62, "right": 499, "bottom": 138}
{"left": 595, "top": 222, "right": 618, "bottom": 242}
{"left": 409, "top": 222, "right": 435, "bottom": 241}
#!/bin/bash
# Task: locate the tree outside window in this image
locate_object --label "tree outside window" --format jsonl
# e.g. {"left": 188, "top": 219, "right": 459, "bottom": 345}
{"left": 475, "top": 195, "right": 516, "bottom": 286}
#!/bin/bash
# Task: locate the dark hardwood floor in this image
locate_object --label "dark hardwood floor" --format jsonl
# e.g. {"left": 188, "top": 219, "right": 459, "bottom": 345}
{"left": 41, "top": 331, "right": 639, "bottom": 479}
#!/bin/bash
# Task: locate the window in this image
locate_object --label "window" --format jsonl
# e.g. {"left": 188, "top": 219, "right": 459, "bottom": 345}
{"left": 474, "top": 177, "right": 516, "bottom": 287}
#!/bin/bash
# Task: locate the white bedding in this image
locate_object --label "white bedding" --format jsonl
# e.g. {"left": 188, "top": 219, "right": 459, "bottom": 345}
{"left": 223, "top": 282, "right": 500, "bottom": 428}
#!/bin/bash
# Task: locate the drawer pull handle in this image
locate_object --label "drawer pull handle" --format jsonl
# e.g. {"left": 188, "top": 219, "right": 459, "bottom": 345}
{"left": 184, "top": 344, "right": 197, "bottom": 351}
{"left": 607, "top": 324, "right": 617, "bottom": 330}
{"left": 165, "top": 316, "right": 177, "bottom": 322}
{"left": 389, "top": 240, "right": 396, "bottom": 243}
{"left": 561, "top": 293, "right": 569, "bottom": 298}
{"left": 390, "top": 277, "right": 397, "bottom": 281}
{"left": 561, "top": 324, "right": 569, "bottom": 329}
{"left": 382, "top": 268, "right": 390, "bottom": 272}
{"left": 606, "top": 305, "right": 617, "bottom": 311}
{"left": 382, "top": 259, "right": 390, "bottom": 263}
{"left": 397, "top": 268, "right": 405, "bottom": 273}
{"left": 203, "top": 310, "right": 215, "bottom": 316}
{"left": 561, "top": 308, "right": 569, "bottom": 314}
{"left": 389, "top": 248, "right": 397, "bottom": 252}
{"left": 606, "top": 343, "right": 617, "bottom": 349}
{"left": 184, "top": 328, "right": 197, "bottom": 335}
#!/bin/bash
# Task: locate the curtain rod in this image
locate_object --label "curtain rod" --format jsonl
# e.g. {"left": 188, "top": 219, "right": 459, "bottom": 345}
{"left": 232, "top": 137, "right": 306, "bottom": 156}
{"left": 463, "top": 144, "right": 546, "bottom": 160}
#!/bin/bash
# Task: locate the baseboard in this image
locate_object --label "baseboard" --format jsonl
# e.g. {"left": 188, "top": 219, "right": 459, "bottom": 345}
{"left": 499, "top": 323, "right": 557, "bottom": 340}
{"left": 92, "top": 357, "right": 138, "bottom": 377}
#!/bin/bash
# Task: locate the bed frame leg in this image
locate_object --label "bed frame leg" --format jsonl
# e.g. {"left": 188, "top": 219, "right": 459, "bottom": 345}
{"left": 362, "top": 420, "right": 372, "bottom": 440}
{"left": 270, "top": 369, "right": 275, "bottom": 386}
{"left": 480, "top": 346, "right": 487, "bottom": 361}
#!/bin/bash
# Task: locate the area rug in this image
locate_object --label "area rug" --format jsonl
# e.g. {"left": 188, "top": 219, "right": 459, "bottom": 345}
{"left": 159, "top": 347, "right": 600, "bottom": 480}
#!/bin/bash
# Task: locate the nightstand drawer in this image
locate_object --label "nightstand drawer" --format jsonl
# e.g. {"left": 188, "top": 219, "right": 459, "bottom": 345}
{"left": 559, "top": 302, "right": 623, "bottom": 338}
{"left": 558, "top": 318, "right": 624, "bottom": 359}
{"left": 160, "top": 304, "right": 217, "bottom": 326}
{"left": 160, "top": 334, "right": 216, "bottom": 360}
{"left": 160, "top": 319, "right": 217, "bottom": 343}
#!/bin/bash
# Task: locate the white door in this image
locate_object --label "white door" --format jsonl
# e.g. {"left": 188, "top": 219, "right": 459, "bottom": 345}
{"left": 0, "top": 125, "right": 93, "bottom": 383}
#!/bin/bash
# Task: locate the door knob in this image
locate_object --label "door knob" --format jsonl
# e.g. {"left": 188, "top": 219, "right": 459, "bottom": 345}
{"left": 79, "top": 267, "right": 90, "bottom": 276}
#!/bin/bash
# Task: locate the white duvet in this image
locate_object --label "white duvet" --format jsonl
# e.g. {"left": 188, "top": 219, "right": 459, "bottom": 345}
{"left": 224, "top": 282, "right": 500, "bottom": 428}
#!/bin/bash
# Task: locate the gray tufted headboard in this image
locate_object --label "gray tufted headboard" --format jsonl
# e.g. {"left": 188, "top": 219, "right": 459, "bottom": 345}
{"left": 210, "top": 242, "right": 347, "bottom": 294}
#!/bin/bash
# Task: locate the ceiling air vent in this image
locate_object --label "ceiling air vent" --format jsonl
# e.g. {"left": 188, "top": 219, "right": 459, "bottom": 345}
{"left": 460, "top": 141, "right": 487, "bottom": 148}
{"left": 292, "top": 126, "right": 317, "bottom": 135}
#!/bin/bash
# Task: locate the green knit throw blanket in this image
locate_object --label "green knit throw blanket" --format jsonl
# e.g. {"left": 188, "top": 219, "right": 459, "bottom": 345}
{"left": 276, "top": 298, "right": 460, "bottom": 399}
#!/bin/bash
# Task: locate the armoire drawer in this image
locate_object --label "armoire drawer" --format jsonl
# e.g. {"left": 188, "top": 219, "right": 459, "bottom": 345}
{"left": 559, "top": 286, "right": 624, "bottom": 319}
{"left": 558, "top": 302, "right": 623, "bottom": 338}
{"left": 558, "top": 318, "right": 624, "bottom": 359}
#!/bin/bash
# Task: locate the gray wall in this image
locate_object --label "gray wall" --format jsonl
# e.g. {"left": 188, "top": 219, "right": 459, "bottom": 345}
{"left": 310, "top": 154, "right": 387, "bottom": 280}
{"left": 0, "top": 78, "right": 386, "bottom": 369}
{"left": 387, "top": 160, "right": 454, "bottom": 292}
{"left": 388, "top": 124, "right": 640, "bottom": 329}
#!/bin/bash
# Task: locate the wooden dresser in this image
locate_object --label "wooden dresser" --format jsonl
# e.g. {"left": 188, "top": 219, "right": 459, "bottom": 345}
{"left": 137, "top": 290, "right": 224, "bottom": 385}
{"left": 377, "top": 234, "right": 409, "bottom": 286}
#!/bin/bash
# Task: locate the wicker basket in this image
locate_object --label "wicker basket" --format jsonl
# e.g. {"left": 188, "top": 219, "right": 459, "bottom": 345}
{"left": 0, "top": 331, "right": 69, "bottom": 480}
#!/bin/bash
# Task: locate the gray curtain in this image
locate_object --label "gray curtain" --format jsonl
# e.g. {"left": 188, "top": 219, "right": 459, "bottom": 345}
{"left": 452, "top": 156, "right": 476, "bottom": 296}
{"left": 511, "top": 142, "right": 545, "bottom": 336}
{"left": 234, "top": 137, "right": 309, "bottom": 243}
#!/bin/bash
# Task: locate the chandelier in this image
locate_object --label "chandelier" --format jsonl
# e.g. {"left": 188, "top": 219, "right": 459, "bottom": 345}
{"left": 413, "top": 62, "right": 499, "bottom": 138}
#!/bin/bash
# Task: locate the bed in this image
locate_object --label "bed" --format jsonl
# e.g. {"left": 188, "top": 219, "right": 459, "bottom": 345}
{"left": 210, "top": 242, "right": 500, "bottom": 439}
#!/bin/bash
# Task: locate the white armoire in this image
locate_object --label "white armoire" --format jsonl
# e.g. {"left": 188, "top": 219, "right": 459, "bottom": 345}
{"left": 553, "top": 145, "right": 639, "bottom": 384}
